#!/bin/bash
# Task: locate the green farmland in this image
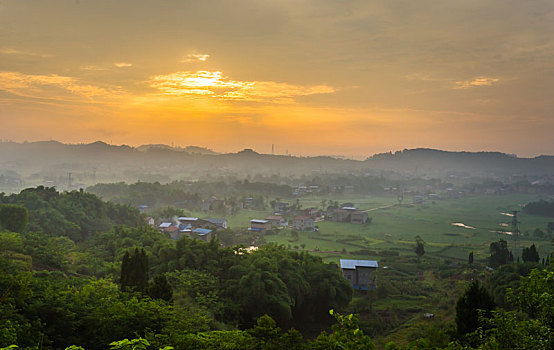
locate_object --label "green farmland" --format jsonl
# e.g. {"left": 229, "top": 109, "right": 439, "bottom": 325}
{"left": 257, "top": 194, "right": 553, "bottom": 264}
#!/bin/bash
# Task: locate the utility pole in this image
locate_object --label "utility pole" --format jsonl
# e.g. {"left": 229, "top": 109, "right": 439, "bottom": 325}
{"left": 68, "top": 172, "right": 72, "bottom": 190}
{"left": 397, "top": 189, "right": 404, "bottom": 206}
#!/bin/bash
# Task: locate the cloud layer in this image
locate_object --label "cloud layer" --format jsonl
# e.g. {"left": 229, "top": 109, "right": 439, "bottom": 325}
{"left": 0, "top": 0, "right": 553, "bottom": 156}
{"left": 150, "top": 71, "right": 335, "bottom": 102}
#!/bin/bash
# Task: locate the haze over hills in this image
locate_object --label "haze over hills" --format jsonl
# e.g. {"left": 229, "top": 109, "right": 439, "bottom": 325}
{"left": 0, "top": 140, "right": 553, "bottom": 190}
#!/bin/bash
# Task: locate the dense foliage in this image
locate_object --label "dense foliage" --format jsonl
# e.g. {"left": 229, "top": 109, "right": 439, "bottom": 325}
{"left": 524, "top": 200, "right": 554, "bottom": 217}
{"left": 87, "top": 181, "right": 291, "bottom": 209}
{"left": 0, "top": 187, "right": 353, "bottom": 349}
{"left": 2, "top": 186, "right": 554, "bottom": 349}
{"left": 0, "top": 186, "right": 143, "bottom": 241}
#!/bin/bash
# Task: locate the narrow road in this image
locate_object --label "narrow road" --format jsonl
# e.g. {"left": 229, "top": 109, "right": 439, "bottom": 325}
{"left": 362, "top": 204, "right": 395, "bottom": 212}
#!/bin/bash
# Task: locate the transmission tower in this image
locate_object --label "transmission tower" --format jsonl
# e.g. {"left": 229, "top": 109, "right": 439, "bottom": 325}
{"left": 511, "top": 210, "right": 519, "bottom": 259}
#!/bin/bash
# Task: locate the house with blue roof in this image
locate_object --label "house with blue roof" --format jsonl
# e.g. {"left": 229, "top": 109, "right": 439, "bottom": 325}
{"left": 192, "top": 228, "right": 213, "bottom": 242}
{"left": 340, "top": 259, "right": 378, "bottom": 291}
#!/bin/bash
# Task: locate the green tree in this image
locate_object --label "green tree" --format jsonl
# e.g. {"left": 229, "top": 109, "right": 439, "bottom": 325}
{"left": 468, "top": 251, "right": 474, "bottom": 265}
{"left": 455, "top": 280, "right": 495, "bottom": 337}
{"left": 414, "top": 236, "right": 425, "bottom": 262}
{"left": 489, "top": 239, "right": 511, "bottom": 268}
{"left": 147, "top": 274, "right": 173, "bottom": 302}
{"left": 0, "top": 204, "right": 28, "bottom": 233}
{"left": 473, "top": 269, "right": 554, "bottom": 349}
{"left": 120, "top": 248, "right": 149, "bottom": 292}
{"left": 522, "top": 244, "right": 540, "bottom": 263}
{"left": 311, "top": 310, "right": 375, "bottom": 349}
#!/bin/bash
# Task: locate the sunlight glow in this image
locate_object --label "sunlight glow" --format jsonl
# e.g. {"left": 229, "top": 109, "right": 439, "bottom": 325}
{"left": 150, "top": 70, "right": 335, "bottom": 103}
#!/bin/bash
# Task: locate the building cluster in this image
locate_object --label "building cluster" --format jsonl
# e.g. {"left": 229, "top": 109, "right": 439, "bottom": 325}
{"left": 249, "top": 201, "right": 322, "bottom": 232}
{"left": 156, "top": 217, "right": 228, "bottom": 241}
{"left": 248, "top": 201, "right": 371, "bottom": 233}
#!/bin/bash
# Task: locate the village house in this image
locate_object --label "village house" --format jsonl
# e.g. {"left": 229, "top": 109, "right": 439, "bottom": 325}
{"left": 178, "top": 217, "right": 199, "bottom": 227}
{"left": 273, "top": 202, "right": 290, "bottom": 214}
{"left": 146, "top": 217, "right": 155, "bottom": 227}
{"left": 201, "top": 199, "right": 214, "bottom": 212}
{"left": 340, "top": 259, "right": 378, "bottom": 291}
{"left": 249, "top": 219, "right": 270, "bottom": 233}
{"left": 413, "top": 195, "right": 425, "bottom": 204}
{"left": 205, "top": 218, "right": 228, "bottom": 229}
{"left": 327, "top": 208, "right": 351, "bottom": 222}
{"left": 292, "top": 216, "right": 315, "bottom": 231}
{"left": 159, "top": 222, "right": 181, "bottom": 238}
{"left": 350, "top": 211, "right": 369, "bottom": 225}
{"left": 192, "top": 228, "right": 213, "bottom": 241}
{"left": 244, "top": 197, "right": 255, "bottom": 209}
{"left": 177, "top": 217, "right": 222, "bottom": 230}
{"left": 265, "top": 215, "right": 287, "bottom": 228}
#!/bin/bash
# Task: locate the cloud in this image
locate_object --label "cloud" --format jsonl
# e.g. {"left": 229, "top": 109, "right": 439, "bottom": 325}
{"left": 0, "top": 48, "right": 52, "bottom": 58}
{"left": 114, "top": 62, "right": 133, "bottom": 68}
{"left": 81, "top": 65, "right": 107, "bottom": 71}
{"left": 0, "top": 71, "right": 119, "bottom": 102}
{"left": 454, "top": 76, "right": 500, "bottom": 89}
{"left": 181, "top": 53, "right": 210, "bottom": 62}
{"left": 149, "top": 70, "right": 335, "bottom": 103}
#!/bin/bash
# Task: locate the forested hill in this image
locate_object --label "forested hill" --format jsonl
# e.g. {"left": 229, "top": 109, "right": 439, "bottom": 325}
{"left": 0, "top": 186, "right": 143, "bottom": 241}
{"left": 1, "top": 141, "right": 553, "bottom": 187}
{"left": 366, "top": 148, "right": 554, "bottom": 175}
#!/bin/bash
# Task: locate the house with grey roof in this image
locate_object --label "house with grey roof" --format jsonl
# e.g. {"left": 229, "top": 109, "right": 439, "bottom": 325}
{"left": 249, "top": 219, "right": 270, "bottom": 232}
{"left": 205, "top": 218, "right": 228, "bottom": 229}
{"left": 340, "top": 259, "right": 378, "bottom": 291}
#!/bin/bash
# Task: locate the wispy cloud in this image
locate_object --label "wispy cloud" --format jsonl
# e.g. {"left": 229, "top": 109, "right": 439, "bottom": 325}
{"left": 150, "top": 70, "right": 335, "bottom": 103}
{"left": 0, "top": 48, "right": 52, "bottom": 58}
{"left": 114, "top": 62, "right": 133, "bottom": 68}
{"left": 0, "top": 71, "right": 120, "bottom": 102}
{"left": 81, "top": 65, "right": 107, "bottom": 71}
{"left": 454, "top": 76, "right": 500, "bottom": 89}
{"left": 181, "top": 53, "right": 210, "bottom": 62}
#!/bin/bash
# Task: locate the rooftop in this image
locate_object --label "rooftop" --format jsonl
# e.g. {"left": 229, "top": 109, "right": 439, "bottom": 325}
{"left": 192, "top": 228, "right": 212, "bottom": 234}
{"left": 205, "top": 218, "right": 227, "bottom": 224}
{"left": 340, "top": 259, "right": 378, "bottom": 269}
{"left": 251, "top": 219, "right": 269, "bottom": 224}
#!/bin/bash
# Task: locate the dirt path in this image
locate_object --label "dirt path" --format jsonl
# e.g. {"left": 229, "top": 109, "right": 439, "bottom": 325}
{"left": 362, "top": 204, "right": 395, "bottom": 212}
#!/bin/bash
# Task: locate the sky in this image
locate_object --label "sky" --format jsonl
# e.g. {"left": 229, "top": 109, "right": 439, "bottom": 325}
{"left": 1, "top": 0, "right": 553, "bottom": 158}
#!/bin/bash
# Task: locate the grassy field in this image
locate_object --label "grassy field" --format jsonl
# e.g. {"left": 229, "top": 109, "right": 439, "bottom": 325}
{"left": 258, "top": 194, "right": 553, "bottom": 263}
{"left": 184, "top": 193, "right": 552, "bottom": 263}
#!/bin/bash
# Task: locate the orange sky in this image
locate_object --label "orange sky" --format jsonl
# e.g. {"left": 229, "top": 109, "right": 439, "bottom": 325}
{"left": 1, "top": 0, "right": 553, "bottom": 157}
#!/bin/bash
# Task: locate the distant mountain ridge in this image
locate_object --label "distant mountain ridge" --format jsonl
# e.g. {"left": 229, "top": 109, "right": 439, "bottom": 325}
{"left": 0, "top": 141, "right": 553, "bottom": 185}
{"left": 366, "top": 148, "right": 554, "bottom": 175}
{"left": 136, "top": 144, "right": 218, "bottom": 155}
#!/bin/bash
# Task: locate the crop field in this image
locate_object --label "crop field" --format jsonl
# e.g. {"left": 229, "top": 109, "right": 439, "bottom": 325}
{"left": 254, "top": 194, "right": 553, "bottom": 263}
